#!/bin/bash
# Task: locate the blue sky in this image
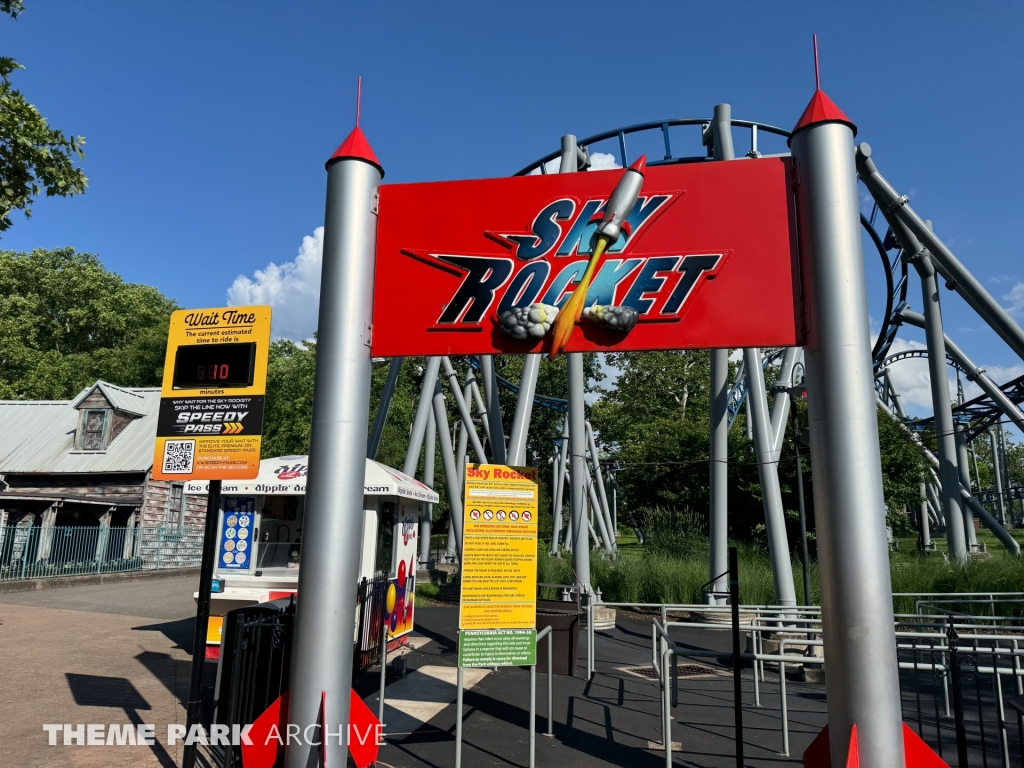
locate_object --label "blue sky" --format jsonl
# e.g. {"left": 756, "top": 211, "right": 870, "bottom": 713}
{"left": 4, "top": 1, "right": 1024, "bottom": 417}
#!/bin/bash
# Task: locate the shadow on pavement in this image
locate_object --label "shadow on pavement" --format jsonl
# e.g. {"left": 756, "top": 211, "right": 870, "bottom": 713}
{"left": 133, "top": 616, "right": 196, "bottom": 654}
{"left": 64, "top": 673, "right": 178, "bottom": 768}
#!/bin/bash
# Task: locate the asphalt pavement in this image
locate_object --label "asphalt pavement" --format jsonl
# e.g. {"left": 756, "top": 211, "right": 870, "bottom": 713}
{"left": 0, "top": 576, "right": 828, "bottom": 767}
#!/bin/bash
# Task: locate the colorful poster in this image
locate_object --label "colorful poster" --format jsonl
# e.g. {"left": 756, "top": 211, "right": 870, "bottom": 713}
{"left": 218, "top": 497, "right": 255, "bottom": 571}
{"left": 459, "top": 464, "right": 539, "bottom": 666}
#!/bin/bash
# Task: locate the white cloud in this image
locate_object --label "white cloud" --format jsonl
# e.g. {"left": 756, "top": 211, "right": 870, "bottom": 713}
{"left": 1004, "top": 282, "right": 1024, "bottom": 319}
{"left": 589, "top": 152, "right": 621, "bottom": 170}
{"left": 529, "top": 151, "right": 620, "bottom": 175}
{"left": 227, "top": 228, "right": 324, "bottom": 341}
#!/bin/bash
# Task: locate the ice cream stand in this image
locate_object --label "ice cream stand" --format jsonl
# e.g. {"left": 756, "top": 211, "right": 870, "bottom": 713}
{"left": 185, "top": 454, "right": 438, "bottom": 658}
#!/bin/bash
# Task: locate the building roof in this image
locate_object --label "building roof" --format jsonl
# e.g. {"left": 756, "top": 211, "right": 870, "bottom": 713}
{"left": 0, "top": 382, "right": 160, "bottom": 474}
{"left": 70, "top": 381, "right": 150, "bottom": 417}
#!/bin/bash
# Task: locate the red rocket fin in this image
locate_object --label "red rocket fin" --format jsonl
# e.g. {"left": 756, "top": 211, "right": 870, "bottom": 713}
{"left": 802, "top": 722, "right": 949, "bottom": 767}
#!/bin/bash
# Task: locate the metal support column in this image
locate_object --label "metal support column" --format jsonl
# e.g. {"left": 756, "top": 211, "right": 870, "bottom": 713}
{"left": 585, "top": 421, "right": 616, "bottom": 550}
{"left": 403, "top": 357, "right": 441, "bottom": 476}
{"left": 919, "top": 482, "right": 932, "bottom": 550}
{"left": 285, "top": 130, "right": 381, "bottom": 768}
{"left": 550, "top": 418, "right": 569, "bottom": 554}
{"left": 743, "top": 347, "right": 797, "bottom": 609}
{"left": 708, "top": 104, "right": 733, "bottom": 606}
{"left": 480, "top": 355, "right": 506, "bottom": 464}
{"left": 508, "top": 355, "right": 539, "bottom": 466}
{"left": 433, "top": 379, "right": 465, "bottom": 560}
{"left": 991, "top": 428, "right": 1008, "bottom": 525}
{"left": 793, "top": 107, "right": 905, "bottom": 766}
{"left": 792, "top": 400, "right": 812, "bottom": 606}
{"left": 419, "top": 406, "right": 436, "bottom": 567}
{"left": 568, "top": 352, "right": 591, "bottom": 593}
{"left": 914, "top": 247, "right": 968, "bottom": 560}
{"left": 955, "top": 423, "right": 979, "bottom": 551}
{"left": 770, "top": 347, "right": 801, "bottom": 459}
{"left": 367, "top": 357, "right": 402, "bottom": 459}
{"left": 441, "top": 356, "right": 487, "bottom": 462}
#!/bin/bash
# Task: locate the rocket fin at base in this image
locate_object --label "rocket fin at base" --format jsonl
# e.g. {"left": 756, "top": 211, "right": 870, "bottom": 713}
{"left": 803, "top": 722, "right": 948, "bottom": 767}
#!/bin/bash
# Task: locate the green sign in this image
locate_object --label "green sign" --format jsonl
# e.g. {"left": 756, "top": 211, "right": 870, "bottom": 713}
{"left": 458, "top": 629, "right": 537, "bottom": 667}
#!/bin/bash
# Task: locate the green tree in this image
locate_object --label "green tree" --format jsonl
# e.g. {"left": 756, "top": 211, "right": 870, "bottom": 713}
{"left": 0, "top": 2, "right": 87, "bottom": 233}
{"left": 0, "top": 248, "right": 176, "bottom": 398}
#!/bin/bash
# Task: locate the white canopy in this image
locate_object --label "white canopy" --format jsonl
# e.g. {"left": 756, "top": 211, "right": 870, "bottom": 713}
{"left": 183, "top": 455, "right": 439, "bottom": 503}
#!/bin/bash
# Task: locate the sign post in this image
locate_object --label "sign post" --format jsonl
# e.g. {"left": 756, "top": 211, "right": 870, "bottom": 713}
{"left": 458, "top": 464, "right": 539, "bottom": 666}
{"left": 158, "top": 305, "right": 272, "bottom": 768}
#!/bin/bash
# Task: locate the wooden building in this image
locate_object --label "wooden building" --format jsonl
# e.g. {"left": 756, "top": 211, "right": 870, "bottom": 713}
{"left": 0, "top": 381, "right": 208, "bottom": 540}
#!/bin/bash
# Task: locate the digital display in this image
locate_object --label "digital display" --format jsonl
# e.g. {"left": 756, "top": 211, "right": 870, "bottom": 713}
{"left": 172, "top": 343, "right": 256, "bottom": 389}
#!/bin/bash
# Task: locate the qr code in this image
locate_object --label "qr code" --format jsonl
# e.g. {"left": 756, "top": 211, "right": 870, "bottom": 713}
{"left": 162, "top": 440, "right": 196, "bottom": 474}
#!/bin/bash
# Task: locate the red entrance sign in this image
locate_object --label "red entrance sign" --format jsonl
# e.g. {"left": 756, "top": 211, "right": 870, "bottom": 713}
{"left": 371, "top": 158, "right": 800, "bottom": 356}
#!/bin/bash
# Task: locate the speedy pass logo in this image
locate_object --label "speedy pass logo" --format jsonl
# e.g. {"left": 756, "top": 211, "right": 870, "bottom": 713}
{"left": 410, "top": 193, "right": 723, "bottom": 327}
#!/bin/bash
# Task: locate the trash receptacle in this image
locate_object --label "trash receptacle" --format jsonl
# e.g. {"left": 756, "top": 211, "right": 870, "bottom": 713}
{"left": 536, "top": 599, "right": 581, "bottom": 676}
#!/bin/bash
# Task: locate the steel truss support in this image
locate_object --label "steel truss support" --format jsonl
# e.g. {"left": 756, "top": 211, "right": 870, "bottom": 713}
{"left": 991, "top": 428, "right": 1008, "bottom": 525}
{"left": 585, "top": 421, "right": 616, "bottom": 552}
{"left": 403, "top": 357, "right": 441, "bottom": 476}
{"left": 432, "top": 379, "right": 464, "bottom": 561}
{"left": 418, "top": 406, "right": 436, "bottom": 567}
{"left": 441, "top": 356, "right": 487, "bottom": 463}
{"left": 893, "top": 219, "right": 968, "bottom": 560}
{"left": 480, "top": 355, "right": 506, "bottom": 464}
{"left": 857, "top": 146, "right": 1024, "bottom": 364}
{"left": 901, "top": 310, "right": 1024, "bottom": 434}
{"left": 567, "top": 350, "right": 591, "bottom": 593}
{"left": 551, "top": 417, "right": 569, "bottom": 555}
{"left": 743, "top": 347, "right": 797, "bottom": 609}
{"left": 367, "top": 357, "right": 402, "bottom": 459}
{"left": 919, "top": 482, "right": 932, "bottom": 550}
{"left": 954, "top": 423, "right": 979, "bottom": 551}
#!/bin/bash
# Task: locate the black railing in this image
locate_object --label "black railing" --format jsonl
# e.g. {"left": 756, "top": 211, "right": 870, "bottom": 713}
{"left": 216, "top": 602, "right": 294, "bottom": 768}
{"left": 899, "top": 616, "right": 1023, "bottom": 766}
{"left": 355, "top": 573, "right": 390, "bottom": 673}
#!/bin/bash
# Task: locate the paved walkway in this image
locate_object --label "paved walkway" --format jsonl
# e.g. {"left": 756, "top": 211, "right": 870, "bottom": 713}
{"left": 1, "top": 578, "right": 828, "bottom": 767}
{"left": 374, "top": 607, "right": 829, "bottom": 767}
{"left": 0, "top": 575, "right": 209, "bottom": 768}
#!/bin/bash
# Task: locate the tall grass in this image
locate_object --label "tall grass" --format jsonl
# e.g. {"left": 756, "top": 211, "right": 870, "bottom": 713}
{"left": 540, "top": 542, "right": 1024, "bottom": 615}
{"left": 539, "top": 543, "right": 816, "bottom": 606}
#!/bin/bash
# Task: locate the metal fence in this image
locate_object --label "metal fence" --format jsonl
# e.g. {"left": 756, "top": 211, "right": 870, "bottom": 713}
{"left": 0, "top": 525, "right": 204, "bottom": 581}
{"left": 216, "top": 605, "right": 294, "bottom": 768}
{"left": 899, "top": 614, "right": 1024, "bottom": 767}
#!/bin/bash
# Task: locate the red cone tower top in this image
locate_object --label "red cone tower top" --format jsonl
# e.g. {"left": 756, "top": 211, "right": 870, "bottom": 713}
{"left": 788, "top": 89, "right": 856, "bottom": 144}
{"left": 326, "top": 126, "right": 384, "bottom": 177}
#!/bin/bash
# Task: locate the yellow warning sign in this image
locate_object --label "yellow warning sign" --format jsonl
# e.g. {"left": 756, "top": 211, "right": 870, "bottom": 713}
{"left": 152, "top": 306, "right": 272, "bottom": 481}
{"left": 459, "top": 464, "right": 538, "bottom": 631}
